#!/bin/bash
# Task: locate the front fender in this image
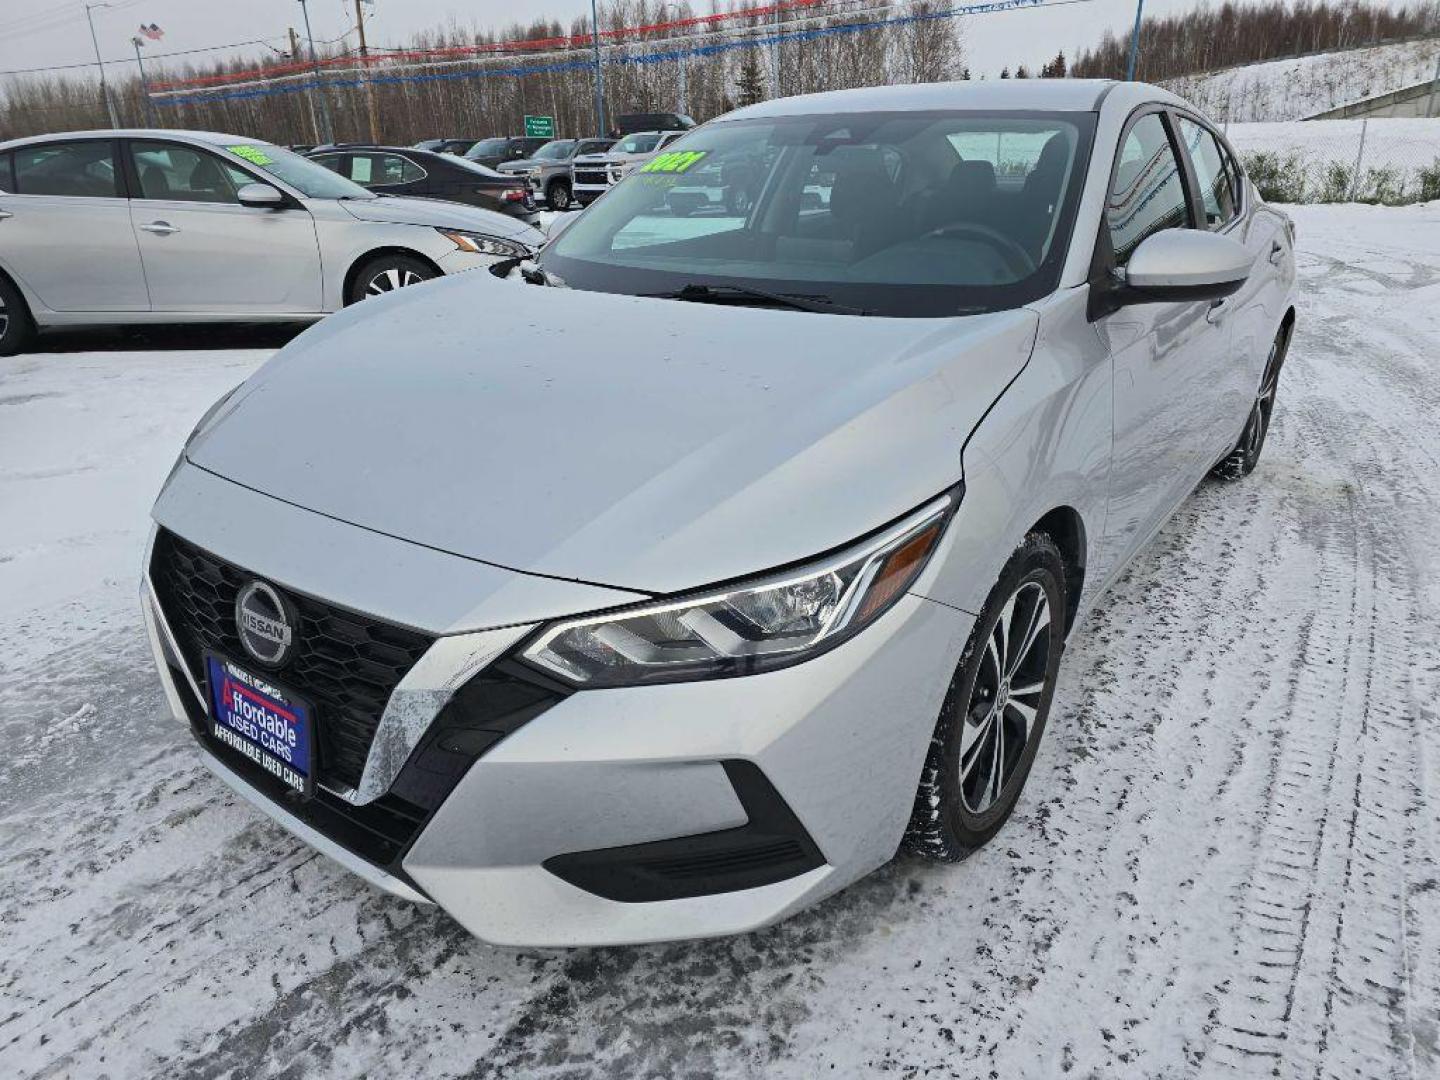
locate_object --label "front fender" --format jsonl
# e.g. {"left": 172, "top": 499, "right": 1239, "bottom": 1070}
{"left": 912, "top": 287, "right": 1113, "bottom": 625}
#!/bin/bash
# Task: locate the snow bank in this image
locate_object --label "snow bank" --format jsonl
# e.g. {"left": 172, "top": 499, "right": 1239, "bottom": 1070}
{"left": 1165, "top": 37, "right": 1440, "bottom": 122}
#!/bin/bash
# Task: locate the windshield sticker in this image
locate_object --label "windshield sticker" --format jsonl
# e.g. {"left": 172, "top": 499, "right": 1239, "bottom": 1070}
{"left": 227, "top": 145, "right": 275, "bottom": 166}
{"left": 640, "top": 150, "right": 707, "bottom": 174}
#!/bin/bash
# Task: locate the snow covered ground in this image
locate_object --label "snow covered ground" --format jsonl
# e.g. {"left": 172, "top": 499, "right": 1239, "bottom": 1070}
{"left": 3, "top": 202, "right": 1440, "bottom": 1077}
{"left": 1166, "top": 36, "right": 1440, "bottom": 122}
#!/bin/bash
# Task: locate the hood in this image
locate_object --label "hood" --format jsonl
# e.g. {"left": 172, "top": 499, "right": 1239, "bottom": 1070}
{"left": 338, "top": 195, "right": 541, "bottom": 244}
{"left": 498, "top": 158, "right": 539, "bottom": 173}
{"left": 188, "top": 275, "right": 1038, "bottom": 595}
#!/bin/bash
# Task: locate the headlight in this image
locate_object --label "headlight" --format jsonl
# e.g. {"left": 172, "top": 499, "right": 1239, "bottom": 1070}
{"left": 528, "top": 167, "right": 543, "bottom": 178}
{"left": 437, "top": 229, "right": 529, "bottom": 257}
{"left": 519, "top": 491, "right": 956, "bottom": 688}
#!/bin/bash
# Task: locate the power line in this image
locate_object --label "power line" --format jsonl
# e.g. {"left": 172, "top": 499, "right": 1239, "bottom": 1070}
{"left": 151, "top": 0, "right": 1098, "bottom": 106}
{"left": 0, "top": 37, "right": 292, "bottom": 77}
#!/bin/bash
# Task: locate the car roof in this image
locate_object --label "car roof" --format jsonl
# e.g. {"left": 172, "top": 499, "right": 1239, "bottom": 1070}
{"left": 722, "top": 79, "right": 1182, "bottom": 120}
{"left": 0, "top": 129, "right": 262, "bottom": 152}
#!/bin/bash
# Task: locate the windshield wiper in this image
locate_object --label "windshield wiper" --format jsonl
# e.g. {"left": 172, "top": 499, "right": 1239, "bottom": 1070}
{"left": 644, "top": 283, "right": 869, "bottom": 316}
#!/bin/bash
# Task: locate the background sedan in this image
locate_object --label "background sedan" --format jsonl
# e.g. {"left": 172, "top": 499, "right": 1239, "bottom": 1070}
{"left": 308, "top": 145, "right": 538, "bottom": 225}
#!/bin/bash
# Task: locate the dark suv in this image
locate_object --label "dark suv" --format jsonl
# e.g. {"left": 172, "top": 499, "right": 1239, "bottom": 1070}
{"left": 463, "top": 136, "right": 552, "bottom": 170}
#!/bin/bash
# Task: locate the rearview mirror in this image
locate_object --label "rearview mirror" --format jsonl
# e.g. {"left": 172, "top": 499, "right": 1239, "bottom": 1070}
{"left": 1120, "top": 229, "right": 1252, "bottom": 303}
{"left": 237, "top": 183, "right": 284, "bottom": 209}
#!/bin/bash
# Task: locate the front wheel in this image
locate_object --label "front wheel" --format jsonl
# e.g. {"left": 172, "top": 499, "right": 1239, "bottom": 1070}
{"left": 904, "top": 533, "right": 1067, "bottom": 861}
{"left": 1213, "top": 321, "right": 1290, "bottom": 480}
{"left": 346, "top": 254, "right": 438, "bottom": 306}
{"left": 546, "top": 179, "right": 572, "bottom": 211}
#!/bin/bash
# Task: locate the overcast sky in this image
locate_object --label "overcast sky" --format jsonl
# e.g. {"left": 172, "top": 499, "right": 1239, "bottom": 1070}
{"left": 0, "top": 0, "right": 1224, "bottom": 85}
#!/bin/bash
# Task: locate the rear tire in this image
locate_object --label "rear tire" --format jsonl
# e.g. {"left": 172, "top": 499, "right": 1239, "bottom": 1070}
{"left": 1213, "top": 321, "right": 1291, "bottom": 480}
{"left": 903, "top": 533, "right": 1067, "bottom": 862}
{"left": 546, "top": 179, "right": 572, "bottom": 211}
{"left": 346, "top": 254, "right": 438, "bottom": 306}
{"left": 0, "top": 274, "right": 36, "bottom": 356}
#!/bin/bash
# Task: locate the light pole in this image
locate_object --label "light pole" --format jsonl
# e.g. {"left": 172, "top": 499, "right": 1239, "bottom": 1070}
{"left": 297, "top": 0, "right": 334, "bottom": 143}
{"left": 84, "top": 3, "right": 120, "bottom": 128}
{"left": 1125, "top": 0, "right": 1144, "bottom": 81}
{"left": 132, "top": 37, "right": 158, "bottom": 126}
{"left": 590, "top": 0, "right": 607, "bottom": 137}
{"left": 769, "top": 1, "right": 780, "bottom": 98}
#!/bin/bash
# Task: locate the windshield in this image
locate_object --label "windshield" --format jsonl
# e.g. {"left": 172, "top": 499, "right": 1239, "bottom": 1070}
{"left": 615, "top": 132, "right": 663, "bottom": 154}
{"left": 540, "top": 110, "right": 1095, "bottom": 318}
{"left": 466, "top": 138, "right": 509, "bottom": 158}
{"left": 534, "top": 140, "right": 576, "bottom": 160}
{"left": 223, "top": 143, "right": 373, "bottom": 199}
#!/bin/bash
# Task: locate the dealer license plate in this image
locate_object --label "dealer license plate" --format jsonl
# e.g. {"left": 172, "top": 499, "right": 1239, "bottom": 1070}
{"left": 205, "top": 654, "right": 314, "bottom": 797}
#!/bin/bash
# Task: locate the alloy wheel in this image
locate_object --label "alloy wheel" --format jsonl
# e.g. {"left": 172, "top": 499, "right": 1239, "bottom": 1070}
{"left": 1243, "top": 333, "right": 1284, "bottom": 459}
{"left": 365, "top": 268, "right": 425, "bottom": 296}
{"left": 0, "top": 293, "right": 8, "bottom": 340}
{"left": 960, "top": 580, "right": 1052, "bottom": 815}
{"left": 549, "top": 184, "right": 571, "bottom": 211}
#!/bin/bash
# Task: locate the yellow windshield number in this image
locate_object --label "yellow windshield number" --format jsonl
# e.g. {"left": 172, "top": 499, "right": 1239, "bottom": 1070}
{"left": 227, "top": 145, "right": 275, "bottom": 167}
{"left": 640, "top": 151, "right": 707, "bottom": 174}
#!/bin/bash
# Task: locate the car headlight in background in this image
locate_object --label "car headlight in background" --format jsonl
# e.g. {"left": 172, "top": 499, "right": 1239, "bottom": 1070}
{"left": 437, "top": 229, "right": 529, "bottom": 257}
{"left": 527, "top": 167, "right": 543, "bottom": 178}
{"left": 519, "top": 491, "right": 957, "bottom": 688}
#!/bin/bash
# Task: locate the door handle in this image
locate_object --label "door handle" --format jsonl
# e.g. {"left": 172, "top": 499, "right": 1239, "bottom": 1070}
{"left": 1269, "top": 241, "right": 1284, "bottom": 265}
{"left": 0, "top": 210, "right": 13, "bottom": 221}
{"left": 139, "top": 221, "right": 179, "bottom": 235}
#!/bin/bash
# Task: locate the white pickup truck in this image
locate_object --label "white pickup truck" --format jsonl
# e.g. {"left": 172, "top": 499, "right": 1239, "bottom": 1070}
{"left": 571, "top": 130, "right": 688, "bottom": 205}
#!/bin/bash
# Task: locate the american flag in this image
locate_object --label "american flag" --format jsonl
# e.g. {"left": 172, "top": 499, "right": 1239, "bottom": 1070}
{"left": 138, "top": 23, "right": 164, "bottom": 41}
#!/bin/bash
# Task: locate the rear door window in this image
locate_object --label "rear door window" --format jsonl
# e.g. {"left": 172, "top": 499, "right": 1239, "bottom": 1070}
{"left": 13, "top": 141, "right": 119, "bottom": 198}
{"left": 1107, "top": 113, "right": 1190, "bottom": 265}
{"left": 349, "top": 153, "right": 424, "bottom": 186}
{"left": 1176, "top": 116, "right": 1240, "bottom": 229}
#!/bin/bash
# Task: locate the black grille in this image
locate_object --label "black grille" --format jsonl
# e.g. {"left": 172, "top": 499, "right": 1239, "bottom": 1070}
{"left": 150, "top": 529, "right": 435, "bottom": 791}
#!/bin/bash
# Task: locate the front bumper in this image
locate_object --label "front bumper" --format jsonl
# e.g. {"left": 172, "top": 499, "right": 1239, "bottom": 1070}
{"left": 143, "top": 476, "right": 972, "bottom": 947}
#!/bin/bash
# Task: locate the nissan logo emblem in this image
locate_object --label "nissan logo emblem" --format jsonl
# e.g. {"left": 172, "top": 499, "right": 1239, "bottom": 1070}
{"left": 235, "top": 580, "right": 295, "bottom": 667}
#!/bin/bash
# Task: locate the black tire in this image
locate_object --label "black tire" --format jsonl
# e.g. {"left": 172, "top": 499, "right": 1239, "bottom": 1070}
{"left": 1213, "top": 320, "right": 1291, "bottom": 480}
{"left": 346, "top": 254, "right": 438, "bottom": 306}
{"left": 903, "top": 533, "right": 1067, "bottom": 862}
{"left": 0, "top": 274, "right": 37, "bottom": 356}
{"left": 546, "top": 179, "right": 572, "bottom": 211}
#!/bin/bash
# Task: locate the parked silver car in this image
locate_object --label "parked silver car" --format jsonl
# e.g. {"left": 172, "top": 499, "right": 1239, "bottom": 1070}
{"left": 0, "top": 130, "right": 543, "bottom": 354}
{"left": 144, "top": 80, "right": 1296, "bottom": 947}
{"left": 498, "top": 137, "right": 616, "bottom": 211}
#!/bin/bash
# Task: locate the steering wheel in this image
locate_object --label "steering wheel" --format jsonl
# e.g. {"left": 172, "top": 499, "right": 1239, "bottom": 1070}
{"left": 927, "top": 222, "right": 1038, "bottom": 277}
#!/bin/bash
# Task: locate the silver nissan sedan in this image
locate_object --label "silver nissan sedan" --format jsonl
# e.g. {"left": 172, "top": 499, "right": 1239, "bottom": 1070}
{"left": 0, "top": 130, "right": 543, "bottom": 354}
{"left": 142, "top": 80, "right": 1296, "bottom": 947}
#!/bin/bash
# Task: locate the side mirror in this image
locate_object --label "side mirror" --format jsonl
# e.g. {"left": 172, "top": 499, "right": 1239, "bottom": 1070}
{"left": 1119, "top": 229, "right": 1252, "bottom": 303}
{"left": 237, "top": 183, "right": 285, "bottom": 209}
{"left": 544, "top": 213, "right": 578, "bottom": 243}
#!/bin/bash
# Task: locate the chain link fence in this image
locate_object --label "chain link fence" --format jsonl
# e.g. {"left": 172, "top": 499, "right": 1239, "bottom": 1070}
{"left": 1225, "top": 116, "right": 1440, "bottom": 203}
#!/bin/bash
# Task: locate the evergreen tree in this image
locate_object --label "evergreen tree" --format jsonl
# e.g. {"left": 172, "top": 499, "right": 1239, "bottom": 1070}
{"left": 1015, "top": 63, "right": 1030, "bottom": 78}
{"left": 999, "top": 66, "right": 1010, "bottom": 78}
{"left": 735, "top": 48, "right": 766, "bottom": 106}
{"left": 960, "top": 66, "right": 971, "bottom": 80}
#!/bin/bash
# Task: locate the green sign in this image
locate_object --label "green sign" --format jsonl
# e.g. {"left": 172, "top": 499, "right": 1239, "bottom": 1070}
{"left": 524, "top": 115, "right": 556, "bottom": 139}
